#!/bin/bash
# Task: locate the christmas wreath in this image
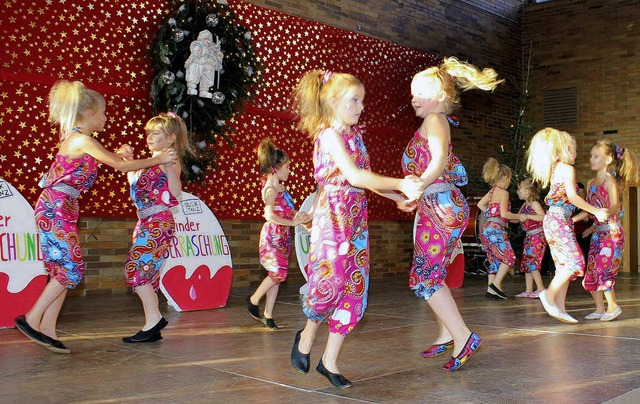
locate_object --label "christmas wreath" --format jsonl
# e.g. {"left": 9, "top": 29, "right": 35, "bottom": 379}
{"left": 150, "top": 0, "right": 260, "bottom": 183}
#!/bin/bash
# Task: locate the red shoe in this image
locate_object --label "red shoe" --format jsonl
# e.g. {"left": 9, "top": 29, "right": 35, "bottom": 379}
{"left": 442, "top": 332, "right": 482, "bottom": 371}
{"left": 421, "top": 340, "right": 454, "bottom": 358}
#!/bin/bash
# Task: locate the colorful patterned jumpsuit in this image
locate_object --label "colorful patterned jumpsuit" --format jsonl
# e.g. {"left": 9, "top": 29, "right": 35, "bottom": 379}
{"left": 124, "top": 166, "right": 177, "bottom": 291}
{"left": 302, "top": 126, "right": 370, "bottom": 336}
{"left": 480, "top": 188, "right": 516, "bottom": 275}
{"left": 34, "top": 154, "right": 98, "bottom": 288}
{"left": 583, "top": 179, "right": 624, "bottom": 291}
{"left": 402, "top": 130, "right": 469, "bottom": 299}
{"left": 544, "top": 182, "right": 583, "bottom": 278}
{"left": 259, "top": 183, "right": 296, "bottom": 283}
{"left": 519, "top": 204, "right": 547, "bottom": 273}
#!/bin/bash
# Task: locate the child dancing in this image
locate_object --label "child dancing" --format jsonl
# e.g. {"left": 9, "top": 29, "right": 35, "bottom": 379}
{"left": 575, "top": 140, "right": 637, "bottom": 321}
{"left": 477, "top": 157, "right": 521, "bottom": 300}
{"left": 526, "top": 128, "right": 607, "bottom": 323}
{"left": 247, "top": 139, "right": 308, "bottom": 330}
{"left": 514, "top": 178, "right": 547, "bottom": 298}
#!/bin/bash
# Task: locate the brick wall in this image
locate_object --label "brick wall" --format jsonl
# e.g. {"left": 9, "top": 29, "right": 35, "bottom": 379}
{"left": 71, "top": 0, "right": 524, "bottom": 296}
{"left": 523, "top": 0, "right": 640, "bottom": 273}
{"left": 522, "top": 0, "right": 640, "bottom": 181}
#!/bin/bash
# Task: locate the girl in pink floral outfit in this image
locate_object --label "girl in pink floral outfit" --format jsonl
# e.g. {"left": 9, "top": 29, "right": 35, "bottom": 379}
{"left": 15, "top": 80, "right": 175, "bottom": 353}
{"left": 117, "top": 112, "right": 194, "bottom": 343}
{"left": 526, "top": 128, "right": 608, "bottom": 324}
{"left": 289, "top": 70, "right": 423, "bottom": 388}
{"left": 247, "top": 139, "right": 309, "bottom": 330}
{"left": 574, "top": 140, "right": 637, "bottom": 322}
{"left": 514, "top": 178, "right": 547, "bottom": 298}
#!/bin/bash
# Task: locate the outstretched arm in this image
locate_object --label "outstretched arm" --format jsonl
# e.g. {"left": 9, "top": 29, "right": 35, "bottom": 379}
{"left": 69, "top": 135, "right": 176, "bottom": 173}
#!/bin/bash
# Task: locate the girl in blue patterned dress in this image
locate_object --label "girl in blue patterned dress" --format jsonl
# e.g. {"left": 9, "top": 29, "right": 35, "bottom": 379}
{"left": 117, "top": 112, "right": 194, "bottom": 342}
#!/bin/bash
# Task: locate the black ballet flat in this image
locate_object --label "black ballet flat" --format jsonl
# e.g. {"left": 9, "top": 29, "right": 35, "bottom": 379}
{"left": 123, "top": 332, "right": 163, "bottom": 343}
{"left": 14, "top": 316, "right": 51, "bottom": 348}
{"left": 488, "top": 283, "right": 507, "bottom": 299}
{"left": 246, "top": 296, "right": 261, "bottom": 321}
{"left": 262, "top": 317, "right": 278, "bottom": 330}
{"left": 316, "top": 359, "right": 352, "bottom": 389}
{"left": 47, "top": 338, "right": 72, "bottom": 354}
{"left": 485, "top": 292, "right": 502, "bottom": 300}
{"left": 291, "top": 329, "right": 310, "bottom": 373}
{"left": 122, "top": 317, "right": 168, "bottom": 343}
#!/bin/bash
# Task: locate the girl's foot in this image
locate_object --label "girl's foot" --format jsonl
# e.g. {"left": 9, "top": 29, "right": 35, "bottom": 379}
{"left": 515, "top": 291, "right": 532, "bottom": 298}
{"left": 529, "top": 289, "right": 544, "bottom": 298}
{"left": 584, "top": 311, "right": 604, "bottom": 320}
{"left": 600, "top": 307, "right": 622, "bottom": 322}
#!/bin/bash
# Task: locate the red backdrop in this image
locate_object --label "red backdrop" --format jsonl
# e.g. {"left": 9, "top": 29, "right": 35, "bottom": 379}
{"left": 0, "top": 0, "right": 439, "bottom": 220}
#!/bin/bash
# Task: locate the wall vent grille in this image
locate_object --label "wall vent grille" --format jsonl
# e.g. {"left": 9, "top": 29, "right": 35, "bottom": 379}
{"left": 543, "top": 87, "right": 577, "bottom": 127}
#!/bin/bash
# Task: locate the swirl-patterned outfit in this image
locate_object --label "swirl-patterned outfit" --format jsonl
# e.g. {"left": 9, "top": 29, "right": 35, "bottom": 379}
{"left": 124, "top": 166, "right": 177, "bottom": 291}
{"left": 259, "top": 183, "right": 295, "bottom": 284}
{"left": 480, "top": 189, "right": 516, "bottom": 274}
{"left": 302, "top": 126, "right": 370, "bottom": 336}
{"left": 34, "top": 154, "right": 98, "bottom": 288}
{"left": 402, "top": 130, "right": 469, "bottom": 299}
{"left": 543, "top": 182, "right": 584, "bottom": 278}
{"left": 583, "top": 180, "right": 624, "bottom": 291}
{"left": 519, "top": 204, "right": 546, "bottom": 273}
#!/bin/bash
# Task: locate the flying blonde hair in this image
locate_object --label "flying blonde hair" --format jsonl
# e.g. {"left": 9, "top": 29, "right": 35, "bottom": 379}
{"left": 411, "top": 57, "right": 503, "bottom": 113}
{"left": 48, "top": 80, "right": 104, "bottom": 141}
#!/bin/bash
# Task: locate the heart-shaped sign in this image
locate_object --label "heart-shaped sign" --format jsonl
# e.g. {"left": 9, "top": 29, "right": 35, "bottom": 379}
{"left": 161, "top": 264, "right": 232, "bottom": 311}
{"left": 159, "top": 192, "right": 233, "bottom": 311}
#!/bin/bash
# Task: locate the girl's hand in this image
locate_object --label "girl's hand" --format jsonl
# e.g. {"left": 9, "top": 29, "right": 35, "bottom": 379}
{"left": 116, "top": 144, "right": 134, "bottom": 160}
{"left": 594, "top": 208, "right": 608, "bottom": 223}
{"left": 397, "top": 198, "right": 418, "bottom": 213}
{"left": 582, "top": 226, "right": 595, "bottom": 238}
{"left": 519, "top": 214, "right": 527, "bottom": 222}
{"left": 158, "top": 148, "right": 178, "bottom": 164}
{"left": 400, "top": 175, "right": 424, "bottom": 201}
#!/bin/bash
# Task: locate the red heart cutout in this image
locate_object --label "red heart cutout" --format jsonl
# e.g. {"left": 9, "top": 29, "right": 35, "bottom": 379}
{"left": 161, "top": 264, "right": 232, "bottom": 311}
{"left": 0, "top": 272, "right": 48, "bottom": 328}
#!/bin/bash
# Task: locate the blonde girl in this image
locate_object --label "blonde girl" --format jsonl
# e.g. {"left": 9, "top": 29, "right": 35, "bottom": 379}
{"left": 289, "top": 70, "right": 423, "bottom": 388}
{"left": 403, "top": 57, "right": 502, "bottom": 371}
{"left": 15, "top": 81, "right": 176, "bottom": 353}
{"left": 575, "top": 140, "right": 637, "bottom": 321}
{"left": 526, "top": 128, "right": 608, "bottom": 324}
{"left": 118, "top": 112, "right": 195, "bottom": 342}
{"left": 515, "top": 178, "right": 546, "bottom": 298}
{"left": 247, "top": 139, "right": 308, "bottom": 330}
{"left": 477, "top": 157, "right": 521, "bottom": 300}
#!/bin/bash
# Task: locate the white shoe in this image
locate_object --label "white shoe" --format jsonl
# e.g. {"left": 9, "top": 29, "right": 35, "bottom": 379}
{"left": 538, "top": 290, "right": 556, "bottom": 315}
{"left": 584, "top": 312, "right": 604, "bottom": 320}
{"left": 600, "top": 307, "right": 622, "bottom": 322}
{"left": 556, "top": 311, "right": 579, "bottom": 324}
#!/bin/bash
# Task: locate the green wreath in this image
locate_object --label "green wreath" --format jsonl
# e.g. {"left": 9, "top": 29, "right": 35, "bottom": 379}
{"left": 150, "top": 0, "right": 260, "bottom": 183}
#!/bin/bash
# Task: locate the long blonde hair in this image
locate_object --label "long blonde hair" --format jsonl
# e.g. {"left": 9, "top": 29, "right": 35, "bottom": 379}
{"left": 291, "top": 70, "right": 363, "bottom": 138}
{"left": 482, "top": 157, "right": 512, "bottom": 186}
{"left": 411, "top": 57, "right": 503, "bottom": 113}
{"left": 526, "top": 127, "right": 576, "bottom": 188}
{"left": 144, "top": 112, "right": 196, "bottom": 175}
{"left": 49, "top": 80, "right": 104, "bottom": 140}
{"left": 593, "top": 139, "right": 638, "bottom": 191}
